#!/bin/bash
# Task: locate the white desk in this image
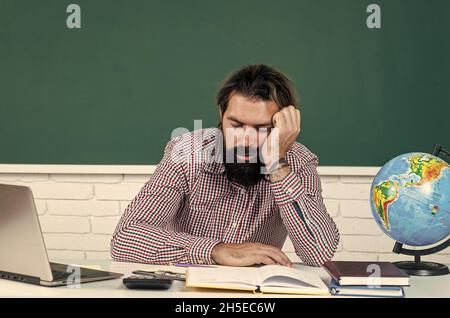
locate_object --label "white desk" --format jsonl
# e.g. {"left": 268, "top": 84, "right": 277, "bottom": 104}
{"left": 1, "top": 260, "right": 449, "bottom": 298}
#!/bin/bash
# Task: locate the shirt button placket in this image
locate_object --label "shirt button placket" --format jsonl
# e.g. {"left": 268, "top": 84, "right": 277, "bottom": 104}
{"left": 234, "top": 189, "right": 248, "bottom": 237}
{"left": 226, "top": 187, "right": 247, "bottom": 241}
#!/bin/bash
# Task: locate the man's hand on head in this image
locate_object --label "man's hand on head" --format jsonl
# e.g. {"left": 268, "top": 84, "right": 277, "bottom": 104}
{"left": 260, "top": 105, "right": 301, "bottom": 182}
{"left": 211, "top": 242, "right": 293, "bottom": 267}
{"left": 261, "top": 105, "right": 301, "bottom": 168}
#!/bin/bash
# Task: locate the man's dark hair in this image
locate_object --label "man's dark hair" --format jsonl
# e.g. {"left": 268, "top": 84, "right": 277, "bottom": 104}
{"left": 216, "top": 64, "right": 298, "bottom": 118}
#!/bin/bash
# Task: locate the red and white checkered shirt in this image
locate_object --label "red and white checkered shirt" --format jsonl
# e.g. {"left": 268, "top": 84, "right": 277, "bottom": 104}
{"left": 111, "top": 128, "right": 339, "bottom": 267}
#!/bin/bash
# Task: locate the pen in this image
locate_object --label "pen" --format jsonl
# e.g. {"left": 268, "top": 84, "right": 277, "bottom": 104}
{"left": 174, "top": 263, "right": 217, "bottom": 268}
{"left": 132, "top": 270, "right": 186, "bottom": 281}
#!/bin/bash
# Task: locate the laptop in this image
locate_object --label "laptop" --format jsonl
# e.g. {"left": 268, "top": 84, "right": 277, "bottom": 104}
{"left": 0, "top": 183, "right": 123, "bottom": 287}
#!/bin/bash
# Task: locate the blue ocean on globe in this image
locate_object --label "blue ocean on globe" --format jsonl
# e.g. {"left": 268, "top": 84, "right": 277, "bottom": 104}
{"left": 370, "top": 152, "right": 450, "bottom": 246}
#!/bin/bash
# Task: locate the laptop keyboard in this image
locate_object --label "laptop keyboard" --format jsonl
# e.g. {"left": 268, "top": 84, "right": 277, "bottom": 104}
{"left": 50, "top": 262, "right": 109, "bottom": 281}
{"left": 51, "top": 270, "right": 72, "bottom": 280}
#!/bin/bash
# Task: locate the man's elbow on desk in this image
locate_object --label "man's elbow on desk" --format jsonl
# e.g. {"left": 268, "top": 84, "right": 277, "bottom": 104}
{"left": 109, "top": 230, "right": 155, "bottom": 264}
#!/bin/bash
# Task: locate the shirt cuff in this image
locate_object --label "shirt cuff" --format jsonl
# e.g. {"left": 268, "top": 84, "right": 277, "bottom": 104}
{"left": 188, "top": 236, "right": 222, "bottom": 265}
{"left": 269, "top": 169, "right": 306, "bottom": 205}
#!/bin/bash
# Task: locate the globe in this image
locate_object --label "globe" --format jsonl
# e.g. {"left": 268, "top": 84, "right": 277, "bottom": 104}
{"left": 370, "top": 152, "right": 450, "bottom": 247}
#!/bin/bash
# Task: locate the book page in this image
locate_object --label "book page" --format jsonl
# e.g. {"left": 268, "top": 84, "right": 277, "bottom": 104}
{"left": 257, "top": 265, "right": 327, "bottom": 290}
{"left": 187, "top": 266, "right": 258, "bottom": 287}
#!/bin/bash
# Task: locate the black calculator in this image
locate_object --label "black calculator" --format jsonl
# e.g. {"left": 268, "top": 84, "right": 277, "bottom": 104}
{"left": 123, "top": 275, "right": 173, "bottom": 290}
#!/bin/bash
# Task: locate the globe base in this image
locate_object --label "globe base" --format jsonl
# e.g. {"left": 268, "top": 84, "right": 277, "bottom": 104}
{"left": 393, "top": 261, "right": 450, "bottom": 276}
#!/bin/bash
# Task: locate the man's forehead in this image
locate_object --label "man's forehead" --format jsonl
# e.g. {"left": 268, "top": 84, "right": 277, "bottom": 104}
{"left": 226, "top": 93, "right": 279, "bottom": 125}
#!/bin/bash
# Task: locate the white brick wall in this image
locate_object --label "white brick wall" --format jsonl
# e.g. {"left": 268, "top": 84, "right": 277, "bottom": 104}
{"left": 1, "top": 171, "right": 449, "bottom": 264}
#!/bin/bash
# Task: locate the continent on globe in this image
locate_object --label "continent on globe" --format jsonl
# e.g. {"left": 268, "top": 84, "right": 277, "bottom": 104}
{"left": 373, "top": 180, "right": 399, "bottom": 230}
{"left": 407, "top": 155, "right": 449, "bottom": 187}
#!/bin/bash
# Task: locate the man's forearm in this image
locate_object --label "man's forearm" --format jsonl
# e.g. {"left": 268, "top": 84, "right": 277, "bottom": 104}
{"left": 111, "top": 223, "right": 221, "bottom": 265}
{"left": 269, "top": 166, "right": 340, "bottom": 266}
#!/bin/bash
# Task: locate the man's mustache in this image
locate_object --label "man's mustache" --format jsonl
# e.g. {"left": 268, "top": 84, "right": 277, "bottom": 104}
{"left": 224, "top": 146, "right": 260, "bottom": 162}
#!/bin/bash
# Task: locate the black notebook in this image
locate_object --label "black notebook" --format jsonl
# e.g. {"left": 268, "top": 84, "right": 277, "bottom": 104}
{"left": 324, "top": 261, "right": 410, "bottom": 286}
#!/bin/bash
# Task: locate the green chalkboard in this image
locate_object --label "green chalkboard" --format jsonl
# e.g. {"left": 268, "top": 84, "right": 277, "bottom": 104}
{"left": 1, "top": 0, "right": 449, "bottom": 165}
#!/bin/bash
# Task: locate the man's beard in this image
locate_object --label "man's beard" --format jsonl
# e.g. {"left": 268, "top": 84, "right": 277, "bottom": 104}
{"left": 223, "top": 144, "right": 265, "bottom": 187}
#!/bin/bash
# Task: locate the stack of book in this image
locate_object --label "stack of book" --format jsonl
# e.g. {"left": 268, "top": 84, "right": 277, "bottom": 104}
{"left": 323, "top": 261, "right": 410, "bottom": 298}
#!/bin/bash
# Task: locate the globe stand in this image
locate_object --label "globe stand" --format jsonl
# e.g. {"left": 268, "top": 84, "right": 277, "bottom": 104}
{"left": 392, "top": 240, "right": 450, "bottom": 276}
{"left": 391, "top": 144, "right": 450, "bottom": 276}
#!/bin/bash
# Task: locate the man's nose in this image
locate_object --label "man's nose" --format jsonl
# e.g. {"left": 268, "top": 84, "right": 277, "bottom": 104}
{"left": 243, "top": 134, "right": 250, "bottom": 147}
{"left": 241, "top": 127, "right": 258, "bottom": 148}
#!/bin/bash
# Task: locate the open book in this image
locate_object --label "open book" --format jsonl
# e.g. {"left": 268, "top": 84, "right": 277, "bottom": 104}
{"left": 186, "top": 265, "right": 330, "bottom": 295}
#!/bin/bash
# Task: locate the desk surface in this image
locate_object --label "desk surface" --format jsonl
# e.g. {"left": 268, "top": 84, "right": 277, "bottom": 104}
{"left": 1, "top": 260, "right": 449, "bottom": 298}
